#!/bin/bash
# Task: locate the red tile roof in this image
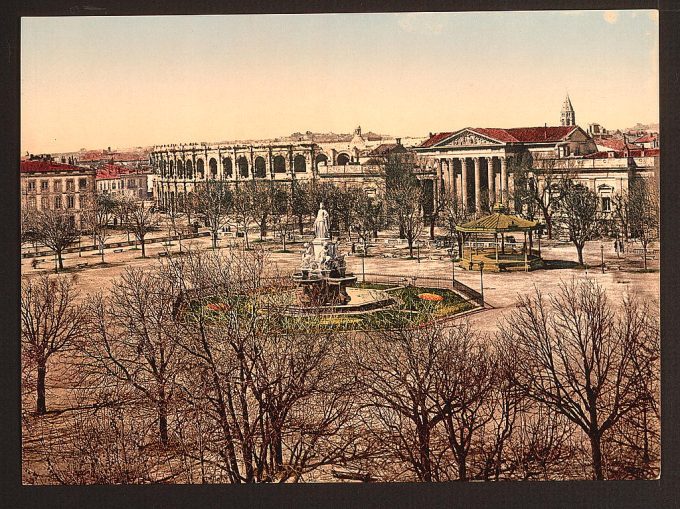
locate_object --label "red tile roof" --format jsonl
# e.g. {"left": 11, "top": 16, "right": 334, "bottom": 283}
{"left": 419, "top": 132, "right": 455, "bottom": 148}
{"left": 20, "top": 160, "right": 90, "bottom": 174}
{"left": 634, "top": 134, "right": 657, "bottom": 144}
{"left": 367, "top": 143, "right": 407, "bottom": 157}
{"left": 420, "top": 126, "right": 579, "bottom": 147}
{"left": 96, "top": 163, "right": 146, "bottom": 180}
{"left": 595, "top": 138, "right": 628, "bottom": 151}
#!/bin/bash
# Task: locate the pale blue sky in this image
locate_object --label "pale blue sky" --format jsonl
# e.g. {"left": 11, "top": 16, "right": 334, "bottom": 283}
{"left": 21, "top": 10, "right": 658, "bottom": 153}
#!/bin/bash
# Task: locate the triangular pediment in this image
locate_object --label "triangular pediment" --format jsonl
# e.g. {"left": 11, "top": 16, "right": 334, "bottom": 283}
{"left": 436, "top": 129, "right": 503, "bottom": 147}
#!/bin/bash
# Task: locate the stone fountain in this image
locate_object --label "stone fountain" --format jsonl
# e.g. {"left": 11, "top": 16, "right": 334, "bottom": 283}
{"left": 292, "top": 203, "right": 358, "bottom": 306}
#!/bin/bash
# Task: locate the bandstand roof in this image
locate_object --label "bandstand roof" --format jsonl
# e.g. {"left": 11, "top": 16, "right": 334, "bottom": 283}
{"left": 456, "top": 209, "right": 540, "bottom": 233}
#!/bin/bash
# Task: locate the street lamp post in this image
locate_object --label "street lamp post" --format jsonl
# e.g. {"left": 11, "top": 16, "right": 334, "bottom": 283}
{"left": 479, "top": 260, "right": 485, "bottom": 306}
{"left": 417, "top": 241, "right": 420, "bottom": 263}
{"left": 601, "top": 242, "right": 605, "bottom": 273}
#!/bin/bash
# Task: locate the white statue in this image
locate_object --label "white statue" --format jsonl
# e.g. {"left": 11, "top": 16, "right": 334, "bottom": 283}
{"left": 301, "top": 242, "right": 315, "bottom": 269}
{"left": 317, "top": 241, "right": 331, "bottom": 269}
{"left": 314, "top": 202, "right": 330, "bottom": 239}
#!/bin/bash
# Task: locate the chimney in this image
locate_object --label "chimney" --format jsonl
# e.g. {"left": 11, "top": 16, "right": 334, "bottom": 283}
{"left": 429, "top": 132, "right": 433, "bottom": 138}
{"left": 396, "top": 137, "right": 402, "bottom": 146}
{"left": 544, "top": 123, "right": 547, "bottom": 140}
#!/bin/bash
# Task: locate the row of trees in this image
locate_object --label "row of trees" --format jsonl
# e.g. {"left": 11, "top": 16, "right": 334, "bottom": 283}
{"left": 22, "top": 249, "right": 659, "bottom": 483}
{"left": 510, "top": 154, "right": 659, "bottom": 266}
{"left": 21, "top": 194, "right": 159, "bottom": 268}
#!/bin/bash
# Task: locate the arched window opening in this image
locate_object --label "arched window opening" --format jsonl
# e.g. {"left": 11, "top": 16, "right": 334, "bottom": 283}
{"left": 223, "top": 157, "right": 233, "bottom": 178}
{"left": 294, "top": 155, "right": 307, "bottom": 173}
{"left": 238, "top": 157, "right": 249, "bottom": 178}
{"left": 273, "top": 155, "right": 286, "bottom": 173}
{"left": 196, "top": 158, "right": 205, "bottom": 179}
{"left": 254, "top": 156, "right": 267, "bottom": 178}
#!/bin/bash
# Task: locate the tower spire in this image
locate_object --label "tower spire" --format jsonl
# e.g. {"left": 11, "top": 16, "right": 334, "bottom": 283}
{"left": 561, "top": 93, "right": 575, "bottom": 126}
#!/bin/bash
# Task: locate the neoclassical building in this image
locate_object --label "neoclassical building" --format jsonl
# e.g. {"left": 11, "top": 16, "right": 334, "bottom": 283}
{"left": 414, "top": 95, "right": 658, "bottom": 215}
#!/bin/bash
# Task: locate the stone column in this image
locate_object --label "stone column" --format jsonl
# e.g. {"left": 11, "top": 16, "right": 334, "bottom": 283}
{"left": 473, "top": 157, "right": 481, "bottom": 212}
{"left": 487, "top": 157, "right": 495, "bottom": 207}
{"left": 460, "top": 158, "right": 468, "bottom": 211}
{"left": 449, "top": 158, "right": 456, "bottom": 200}
{"left": 500, "top": 156, "right": 508, "bottom": 206}
{"left": 436, "top": 159, "right": 443, "bottom": 204}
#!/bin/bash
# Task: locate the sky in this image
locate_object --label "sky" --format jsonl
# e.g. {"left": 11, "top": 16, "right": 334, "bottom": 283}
{"left": 21, "top": 10, "right": 659, "bottom": 154}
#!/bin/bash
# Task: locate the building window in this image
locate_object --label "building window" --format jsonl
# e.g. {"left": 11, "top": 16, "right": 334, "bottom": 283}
{"left": 41, "top": 197, "right": 49, "bottom": 209}
{"left": 27, "top": 180, "right": 36, "bottom": 192}
{"left": 112, "top": 183, "right": 117, "bottom": 190}
{"left": 54, "top": 196, "right": 62, "bottom": 209}
{"left": 67, "top": 195, "right": 75, "bottom": 209}
{"left": 601, "top": 197, "right": 611, "bottom": 212}
{"left": 128, "top": 179, "right": 136, "bottom": 189}
{"left": 79, "top": 178, "right": 87, "bottom": 189}
{"left": 66, "top": 179, "right": 75, "bottom": 191}
{"left": 41, "top": 180, "right": 49, "bottom": 191}
{"left": 28, "top": 196, "right": 36, "bottom": 209}
{"left": 54, "top": 180, "right": 62, "bottom": 192}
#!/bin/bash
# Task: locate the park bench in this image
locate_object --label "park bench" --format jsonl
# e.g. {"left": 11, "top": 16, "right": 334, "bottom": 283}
{"left": 498, "top": 263, "right": 508, "bottom": 272}
{"left": 113, "top": 248, "right": 124, "bottom": 253}
{"left": 76, "top": 262, "right": 88, "bottom": 269}
{"left": 158, "top": 252, "right": 169, "bottom": 257}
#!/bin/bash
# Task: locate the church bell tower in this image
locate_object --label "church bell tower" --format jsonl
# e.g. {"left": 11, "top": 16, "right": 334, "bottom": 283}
{"left": 561, "top": 93, "right": 576, "bottom": 126}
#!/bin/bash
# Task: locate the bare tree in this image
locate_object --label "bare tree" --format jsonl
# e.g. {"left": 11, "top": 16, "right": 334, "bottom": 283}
{"left": 351, "top": 191, "right": 385, "bottom": 258}
{"left": 269, "top": 185, "right": 296, "bottom": 251}
{"left": 383, "top": 154, "right": 425, "bottom": 257}
{"left": 499, "top": 278, "right": 657, "bottom": 479}
{"left": 125, "top": 200, "right": 159, "bottom": 258}
{"left": 26, "top": 209, "right": 80, "bottom": 271}
{"left": 231, "top": 187, "right": 255, "bottom": 250}
{"left": 628, "top": 177, "right": 659, "bottom": 270}
{"left": 440, "top": 194, "right": 471, "bottom": 259}
{"left": 557, "top": 180, "right": 601, "bottom": 265}
{"left": 21, "top": 274, "right": 88, "bottom": 414}
{"left": 83, "top": 193, "right": 117, "bottom": 262}
{"left": 163, "top": 249, "right": 370, "bottom": 482}
{"left": 194, "top": 180, "right": 233, "bottom": 249}
{"left": 83, "top": 267, "right": 183, "bottom": 445}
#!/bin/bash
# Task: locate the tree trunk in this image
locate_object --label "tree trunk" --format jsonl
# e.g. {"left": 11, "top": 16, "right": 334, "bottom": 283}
{"left": 57, "top": 251, "right": 64, "bottom": 270}
{"left": 408, "top": 239, "right": 414, "bottom": 258}
{"left": 429, "top": 215, "right": 435, "bottom": 240}
{"left": 546, "top": 215, "right": 553, "bottom": 239}
{"left": 212, "top": 230, "right": 218, "bottom": 249}
{"left": 458, "top": 454, "right": 467, "bottom": 481}
{"left": 260, "top": 217, "right": 266, "bottom": 240}
{"left": 141, "top": 238, "right": 146, "bottom": 258}
{"left": 298, "top": 215, "right": 304, "bottom": 235}
{"left": 36, "top": 363, "right": 47, "bottom": 415}
{"left": 576, "top": 244, "right": 584, "bottom": 266}
{"left": 159, "top": 407, "right": 169, "bottom": 446}
{"left": 643, "top": 243, "right": 648, "bottom": 270}
{"left": 589, "top": 433, "right": 604, "bottom": 480}
{"left": 399, "top": 223, "right": 405, "bottom": 239}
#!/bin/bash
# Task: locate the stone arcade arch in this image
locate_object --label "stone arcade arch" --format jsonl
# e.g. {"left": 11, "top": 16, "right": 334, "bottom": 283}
{"left": 238, "top": 156, "right": 249, "bottom": 178}
{"left": 186, "top": 159, "right": 194, "bottom": 179}
{"left": 273, "top": 155, "right": 287, "bottom": 174}
{"left": 223, "top": 157, "right": 233, "bottom": 178}
{"left": 315, "top": 153, "right": 328, "bottom": 171}
{"left": 177, "top": 159, "right": 184, "bottom": 179}
{"left": 254, "top": 156, "right": 267, "bottom": 178}
{"left": 294, "top": 155, "right": 307, "bottom": 173}
{"left": 337, "top": 153, "right": 350, "bottom": 166}
{"left": 196, "top": 158, "right": 205, "bottom": 179}
{"left": 209, "top": 158, "right": 218, "bottom": 179}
